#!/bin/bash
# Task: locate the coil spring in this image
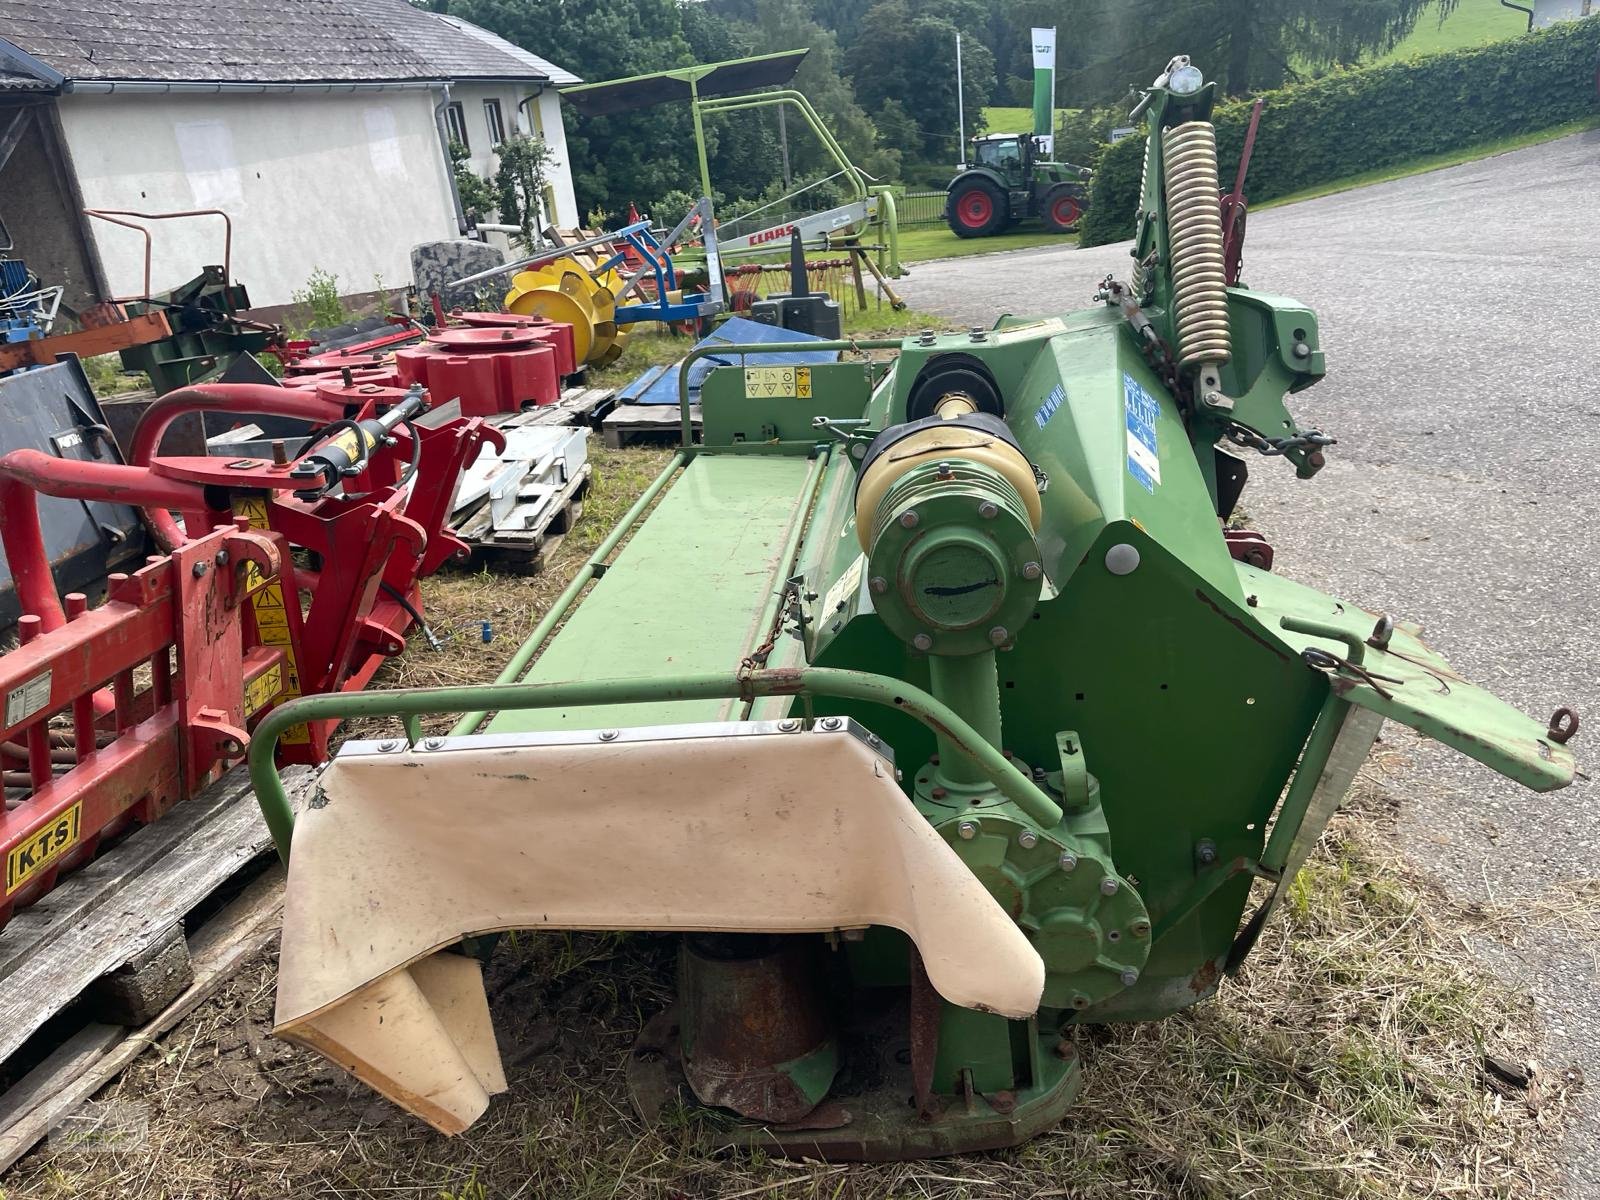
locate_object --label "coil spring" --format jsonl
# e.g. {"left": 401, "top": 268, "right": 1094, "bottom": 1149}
{"left": 1161, "top": 121, "right": 1231, "bottom": 370}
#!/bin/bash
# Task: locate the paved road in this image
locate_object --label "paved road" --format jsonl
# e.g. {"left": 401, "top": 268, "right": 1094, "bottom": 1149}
{"left": 900, "top": 130, "right": 1600, "bottom": 1195}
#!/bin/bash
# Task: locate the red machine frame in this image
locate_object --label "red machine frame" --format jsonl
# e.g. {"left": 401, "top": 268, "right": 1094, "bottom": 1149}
{"left": 0, "top": 379, "right": 503, "bottom": 926}
{"left": 0, "top": 521, "right": 284, "bottom": 926}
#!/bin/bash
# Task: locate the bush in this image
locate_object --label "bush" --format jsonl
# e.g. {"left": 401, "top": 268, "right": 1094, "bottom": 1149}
{"left": 289, "top": 267, "right": 347, "bottom": 336}
{"left": 1053, "top": 107, "right": 1121, "bottom": 169}
{"left": 1079, "top": 18, "right": 1600, "bottom": 246}
{"left": 449, "top": 140, "right": 496, "bottom": 225}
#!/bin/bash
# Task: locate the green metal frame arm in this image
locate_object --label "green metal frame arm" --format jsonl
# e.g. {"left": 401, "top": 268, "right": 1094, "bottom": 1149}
{"left": 697, "top": 91, "right": 865, "bottom": 200}
{"left": 872, "top": 188, "right": 902, "bottom": 278}
{"left": 675, "top": 338, "right": 902, "bottom": 448}
{"left": 248, "top": 666, "right": 1065, "bottom": 864}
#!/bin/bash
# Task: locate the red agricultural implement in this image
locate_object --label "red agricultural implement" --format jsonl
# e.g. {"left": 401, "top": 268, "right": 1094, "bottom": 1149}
{"left": 0, "top": 377, "right": 505, "bottom": 928}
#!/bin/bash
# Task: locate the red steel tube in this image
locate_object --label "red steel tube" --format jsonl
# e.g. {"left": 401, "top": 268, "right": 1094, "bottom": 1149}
{"left": 127, "top": 383, "right": 350, "bottom": 551}
{"left": 0, "top": 450, "right": 209, "bottom": 633}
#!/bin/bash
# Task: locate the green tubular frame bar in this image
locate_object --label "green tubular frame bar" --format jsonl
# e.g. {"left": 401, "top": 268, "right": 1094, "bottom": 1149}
{"left": 249, "top": 667, "right": 1068, "bottom": 863}
{"left": 693, "top": 90, "right": 902, "bottom": 275}
{"left": 447, "top": 449, "right": 689, "bottom": 735}
{"left": 697, "top": 92, "right": 863, "bottom": 201}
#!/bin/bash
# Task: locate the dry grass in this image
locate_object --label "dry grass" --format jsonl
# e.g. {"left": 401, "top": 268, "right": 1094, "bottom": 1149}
{"left": 1, "top": 449, "right": 1588, "bottom": 1200}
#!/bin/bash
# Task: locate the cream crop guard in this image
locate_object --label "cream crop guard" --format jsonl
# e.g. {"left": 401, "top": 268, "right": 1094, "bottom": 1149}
{"left": 274, "top": 723, "right": 1047, "bottom": 1134}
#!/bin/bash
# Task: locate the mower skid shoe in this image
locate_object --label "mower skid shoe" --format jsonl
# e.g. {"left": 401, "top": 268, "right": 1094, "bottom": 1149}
{"left": 274, "top": 721, "right": 1046, "bottom": 1135}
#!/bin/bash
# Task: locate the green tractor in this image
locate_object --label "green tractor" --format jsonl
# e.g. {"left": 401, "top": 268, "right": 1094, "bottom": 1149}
{"left": 945, "top": 132, "right": 1093, "bottom": 238}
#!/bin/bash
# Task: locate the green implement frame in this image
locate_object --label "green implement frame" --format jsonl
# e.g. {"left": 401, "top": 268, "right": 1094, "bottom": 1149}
{"left": 563, "top": 51, "right": 902, "bottom": 276}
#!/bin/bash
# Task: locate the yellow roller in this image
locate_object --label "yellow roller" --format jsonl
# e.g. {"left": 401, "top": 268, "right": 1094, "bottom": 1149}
{"left": 503, "top": 257, "right": 627, "bottom": 368}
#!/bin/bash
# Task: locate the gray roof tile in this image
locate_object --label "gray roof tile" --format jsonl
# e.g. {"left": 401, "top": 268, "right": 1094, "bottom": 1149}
{"left": 0, "top": 0, "right": 576, "bottom": 85}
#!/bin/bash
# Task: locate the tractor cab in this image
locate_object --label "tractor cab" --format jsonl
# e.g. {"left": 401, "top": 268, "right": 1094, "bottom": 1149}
{"left": 969, "top": 133, "right": 1033, "bottom": 184}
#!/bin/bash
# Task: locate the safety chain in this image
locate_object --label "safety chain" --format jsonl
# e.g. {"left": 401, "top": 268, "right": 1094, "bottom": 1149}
{"left": 1226, "top": 423, "right": 1337, "bottom": 457}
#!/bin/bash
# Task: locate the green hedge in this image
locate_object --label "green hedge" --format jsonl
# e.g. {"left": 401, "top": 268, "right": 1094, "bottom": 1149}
{"left": 1079, "top": 18, "right": 1600, "bottom": 246}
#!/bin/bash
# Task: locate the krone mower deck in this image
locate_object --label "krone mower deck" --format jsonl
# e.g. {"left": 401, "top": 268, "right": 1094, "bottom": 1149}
{"left": 248, "top": 55, "right": 1578, "bottom": 1160}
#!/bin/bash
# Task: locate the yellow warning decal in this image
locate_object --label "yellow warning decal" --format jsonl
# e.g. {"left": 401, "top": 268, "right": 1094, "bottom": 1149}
{"left": 244, "top": 662, "right": 285, "bottom": 718}
{"left": 233, "top": 497, "right": 310, "bottom": 746}
{"left": 743, "top": 365, "right": 811, "bottom": 399}
{"left": 7, "top": 802, "right": 81, "bottom": 894}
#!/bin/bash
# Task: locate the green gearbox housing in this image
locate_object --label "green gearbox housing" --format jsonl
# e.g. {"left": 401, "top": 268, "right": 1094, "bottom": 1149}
{"left": 256, "top": 53, "right": 1579, "bottom": 1162}
{"left": 857, "top": 413, "right": 1043, "bottom": 656}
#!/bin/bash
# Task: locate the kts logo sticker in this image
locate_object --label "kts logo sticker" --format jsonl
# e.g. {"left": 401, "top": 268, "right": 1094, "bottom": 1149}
{"left": 7, "top": 802, "right": 82, "bottom": 893}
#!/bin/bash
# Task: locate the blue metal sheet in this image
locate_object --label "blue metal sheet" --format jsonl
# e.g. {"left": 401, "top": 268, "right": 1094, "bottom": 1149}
{"left": 618, "top": 316, "right": 838, "bottom": 406}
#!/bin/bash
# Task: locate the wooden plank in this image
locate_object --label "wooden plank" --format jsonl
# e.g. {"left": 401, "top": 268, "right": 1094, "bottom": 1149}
{"left": 524, "top": 385, "right": 616, "bottom": 428}
{"left": 0, "top": 766, "right": 312, "bottom": 1064}
{"left": 419, "top": 385, "right": 614, "bottom": 435}
{"left": 0, "top": 768, "right": 280, "bottom": 984}
{"left": 0, "top": 1025, "right": 123, "bottom": 1134}
{"left": 601, "top": 403, "right": 701, "bottom": 449}
{"left": 0, "top": 866, "right": 286, "bottom": 1175}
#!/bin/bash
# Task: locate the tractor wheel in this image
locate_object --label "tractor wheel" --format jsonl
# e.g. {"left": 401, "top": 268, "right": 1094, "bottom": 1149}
{"left": 946, "top": 179, "right": 1007, "bottom": 238}
{"left": 1040, "top": 187, "right": 1084, "bottom": 233}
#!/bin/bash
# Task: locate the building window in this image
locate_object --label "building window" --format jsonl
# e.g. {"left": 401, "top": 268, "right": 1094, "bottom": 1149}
{"left": 484, "top": 99, "right": 506, "bottom": 147}
{"left": 542, "top": 184, "right": 560, "bottom": 229}
{"left": 445, "top": 101, "right": 468, "bottom": 150}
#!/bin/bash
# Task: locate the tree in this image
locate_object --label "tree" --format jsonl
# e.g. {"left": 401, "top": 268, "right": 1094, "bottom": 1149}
{"left": 427, "top": 0, "right": 702, "bottom": 221}
{"left": 682, "top": 3, "right": 784, "bottom": 204}
{"left": 448, "top": 140, "right": 496, "bottom": 223}
{"left": 493, "top": 134, "right": 555, "bottom": 249}
{"left": 1051, "top": 0, "right": 1458, "bottom": 99}
{"left": 845, "top": 0, "right": 995, "bottom": 164}
{"left": 719, "top": 0, "right": 903, "bottom": 183}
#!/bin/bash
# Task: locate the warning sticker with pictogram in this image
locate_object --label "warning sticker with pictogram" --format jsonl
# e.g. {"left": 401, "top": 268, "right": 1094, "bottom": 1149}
{"left": 743, "top": 366, "right": 811, "bottom": 399}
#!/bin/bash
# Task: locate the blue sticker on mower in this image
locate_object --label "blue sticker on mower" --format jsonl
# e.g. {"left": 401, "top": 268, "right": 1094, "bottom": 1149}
{"left": 1035, "top": 383, "right": 1066, "bottom": 429}
{"left": 1122, "top": 372, "right": 1161, "bottom": 493}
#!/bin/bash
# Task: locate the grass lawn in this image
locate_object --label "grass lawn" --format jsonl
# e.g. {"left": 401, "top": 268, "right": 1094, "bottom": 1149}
{"left": 897, "top": 224, "right": 1070, "bottom": 263}
{"left": 980, "top": 105, "right": 1085, "bottom": 134}
{"left": 1375, "top": 0, "right": 1527, "bottom": 60}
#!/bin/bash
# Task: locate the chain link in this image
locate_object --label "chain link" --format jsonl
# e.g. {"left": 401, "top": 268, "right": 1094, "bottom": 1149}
{"left": 1225, "top": 422, "right": 1336, "bottom": 457}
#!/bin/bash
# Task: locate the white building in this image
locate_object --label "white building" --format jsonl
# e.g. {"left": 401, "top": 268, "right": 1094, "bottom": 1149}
{"left": 0, "top": 0, "right": 580, "bottom": 310}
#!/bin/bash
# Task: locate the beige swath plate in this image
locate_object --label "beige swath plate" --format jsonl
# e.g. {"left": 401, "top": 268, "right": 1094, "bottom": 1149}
{"left": 275, "top": 724, "right": 1045, "bottom": 1134}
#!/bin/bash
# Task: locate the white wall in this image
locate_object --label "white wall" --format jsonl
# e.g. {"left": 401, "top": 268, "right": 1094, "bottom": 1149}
{"left": 58, "top": 89, "right": 461, "bottom": 307}
{"left": 535, "top": 89, "right": 580, "bottom": 228}
{"left": 449, "top": 82, "right": 580, "bottom": 229}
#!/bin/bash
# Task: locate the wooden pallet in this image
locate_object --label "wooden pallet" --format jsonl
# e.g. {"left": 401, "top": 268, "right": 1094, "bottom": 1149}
{"left": 600, "top": 403, "right": 703, "bottom": 449}
{"left": 0, "top": 764, "right": 316, "bottom": 1169}
{"left": 519, "top": 384, "right": 616, "bottom": 428}
{"left": 453, "top": 461, "right": 592, "bottom": 576}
